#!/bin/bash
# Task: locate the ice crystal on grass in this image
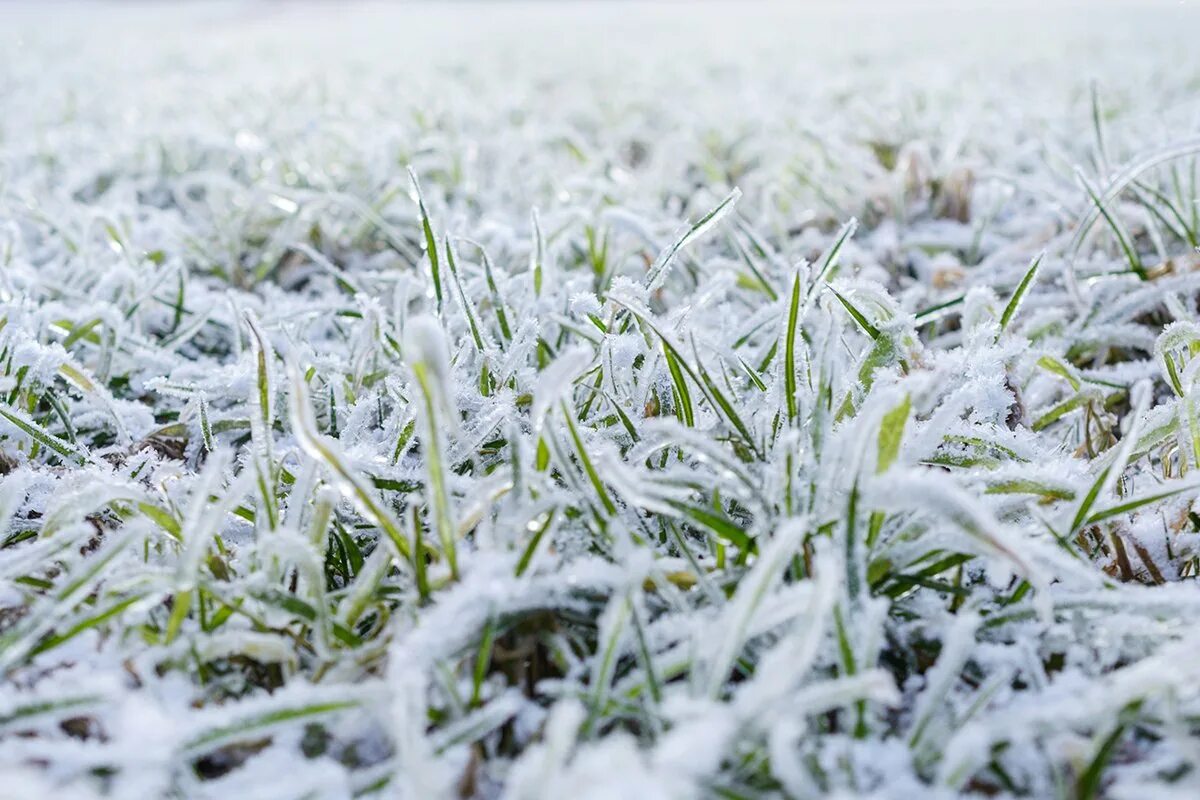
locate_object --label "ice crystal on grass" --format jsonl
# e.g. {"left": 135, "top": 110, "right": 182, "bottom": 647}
{"left": 3, "top": 2, "right": 1200, "bottom": 798}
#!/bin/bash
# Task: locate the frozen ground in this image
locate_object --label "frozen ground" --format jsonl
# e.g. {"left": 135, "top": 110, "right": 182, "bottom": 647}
{"left": 3, "top": 1, "right": 1200, "bottom": 797}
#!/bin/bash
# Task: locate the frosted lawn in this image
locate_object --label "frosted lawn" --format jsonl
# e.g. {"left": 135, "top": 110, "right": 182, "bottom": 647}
{"left": 3, "top": 2, "right": 1200, "bottom": 798}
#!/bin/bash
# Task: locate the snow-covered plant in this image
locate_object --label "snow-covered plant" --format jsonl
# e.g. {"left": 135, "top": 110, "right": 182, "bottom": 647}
{"left": 3, "top": 3, "right": 1200, "bottom": 798}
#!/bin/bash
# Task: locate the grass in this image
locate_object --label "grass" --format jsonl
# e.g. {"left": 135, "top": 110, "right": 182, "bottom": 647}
{"left": 3, "top": 2, "right": 1200, "bottom": 798}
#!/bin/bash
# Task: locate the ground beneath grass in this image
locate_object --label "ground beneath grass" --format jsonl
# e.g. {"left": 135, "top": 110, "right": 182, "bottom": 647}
{"left": 3, "top": 2, "right": 1200, "bottom": 798}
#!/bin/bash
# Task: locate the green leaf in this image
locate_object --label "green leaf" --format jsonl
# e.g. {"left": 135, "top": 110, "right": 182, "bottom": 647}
{"left": 999, "top": 252, "right": 1044, "bottom": 331}
{"left": 666, "top": 499, "right": 752, "bottom": 552}
{"left": 409, "top": 167, "right": 443, "bottom": 312}
{"left": 185, "top": 699, "right": 359, "bottom": 753}
{"left": 645, "top": 188, "right": 742, "bottom": 290}
{"left": 662, "top": 341, "right": 694, "bottom": 427}
{"left": 0, "top": 406, "right": 88, "bottom": 465}
{"left": 1080, "top": 169, "right": 1146, "bottom": 280}
{"left": 828, "top": 286, "right": 880, "bottom": 340}
{"left": 876, "top": 394, "right": 911, "bottom": 474}
{"left": 807, "top": 218, "right": 858, "bottom": 298}
{"left": 784, "top": 269, "right": 803, "bottom": 422}
{"left": 561, "top": 400, "right": 617, "bottom": 517}
{"left": 1085, "top": 480, "right": 1200, "bottom": 526}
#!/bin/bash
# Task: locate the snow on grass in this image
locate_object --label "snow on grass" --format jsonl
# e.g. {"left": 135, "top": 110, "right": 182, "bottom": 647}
{"left": 2, "top": 1, "right": 1200, "bottom": 797}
